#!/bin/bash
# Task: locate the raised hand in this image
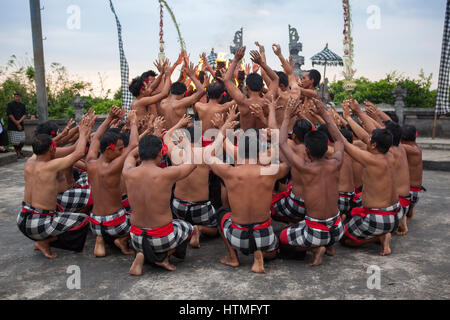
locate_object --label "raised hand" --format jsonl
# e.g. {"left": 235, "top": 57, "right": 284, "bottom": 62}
{"left": 127, "top": 110, "right": 137, "bottom": 125}
{"left": 153, "top": 116, "right": 166, "bottom": 132}
{"left": 249, "top": 104, "right": 264, "bottom": 119}
{"left": 264, "top": 94, "right": 281, "bottom": 110}
{"left": 341, "top": 100, "right": 351, "bottom": 119}
{"left": 235, "top": 46, "right": 246, "bottom": 61}
{"left": 211, "top": 113, "right": 225, "bottom": 129}
{"left": 183, "top": 62, "right": 196, "bottom": 77}
{"left": 252, "top": 63, "right": 260, "bottom": 74}
{"left": 245, "top": 63, "right": 251, "bottom": 76}
{"left": 348, "top": 96, "right": 362, "bottom": 113}
{"left": 176, "top": 114, "right": 192, "bottom": 128}
{"left": 285, "top": 97, "right": 299, "bottom": 118}
{"left": 312, "top": 98, "right": 328, "bottom": 116}
{"left": 249, "top": 50, "right": 263, "bottom": 65}
{"left": 255, "top": 41, "right": 265, "bottom": 55}
{"left": 272, "top": 43, "right": 282, "bottom": 56}
{"left": 226, "top": 104, "right": 240, "bottom": 122}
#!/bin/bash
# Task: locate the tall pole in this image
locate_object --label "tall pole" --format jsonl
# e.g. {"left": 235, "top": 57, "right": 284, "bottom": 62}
{"left": 29, "top": 0, "right": 48, "bottom": 123}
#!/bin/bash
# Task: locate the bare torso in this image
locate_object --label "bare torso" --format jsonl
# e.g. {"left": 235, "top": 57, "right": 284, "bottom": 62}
{"left": 402, "top": 142, "right": 423, "bottom": 188}
{"left": 338, "top": 153, "right": 355, "bottom": 193}
{"left": 389, "top": 145, "right": 410, "bottom": 197}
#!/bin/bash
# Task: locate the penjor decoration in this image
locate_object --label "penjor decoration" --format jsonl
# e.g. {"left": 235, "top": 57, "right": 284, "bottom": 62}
{"left": 342, "top": 0, "right": 357, "bottom": 91}
{"left": 158, "top": 0, "right": 186, "bottom": 61}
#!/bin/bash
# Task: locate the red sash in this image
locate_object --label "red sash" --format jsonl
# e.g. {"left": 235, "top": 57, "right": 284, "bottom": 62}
{"left": 89, "top": 213, "right": 126, "bottom": 227}
{"left": 130, "top": 222, "right": 174, "bottom": 238}
{"left": 410, "top": 187, "right": 421, "bottom": 192}
{"left": 351, "top": 207, "right": 397, "bottom": 219}
{"left": 231, "top": 219, "right": 272, "bottom": 231}
{"left": 399, "top": 196, "right": 411, "bottom": 207}
{"left": 305, "top": 216, "right": 341, "bottom": 232}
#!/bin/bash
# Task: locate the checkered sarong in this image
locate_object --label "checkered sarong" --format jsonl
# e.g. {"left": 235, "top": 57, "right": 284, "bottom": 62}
{"left": 122, "top": 194, "right": 132, "bottom": 212}
{"left": 344, "top": 202, "right": 401, "bottom": 242}
{"left": 89, "top": 208, "right": 131, "bottom": 239}
{"left": 73, "top": 169, "right": 89, "bottom": 189}
{"left": 398, "top": 194, "right": 412, "bottom": 220}
{"left": 435, "top": 0, "right": 450, "bottom": 116}
{"left": 130, "top": 220, "right": 193, "bottom": 254}
{"left": 220, "top": 212, "right": 278, "bottom": 255}
{"left": 338, "top": 191, "right": 355, "bottom": 215}
{"left": 17, "top": 202, "right": 89, "bottom": 241}
{"left": 410, "top": 187, "right": 423, "bottom": 207}
{"left": 271, "top": 191, "right": 307, "bottom": 220}
{"left": 9, "top": 130, "right": 25, "bottom": 145}
{"left": 280, "top": 212, "right": 344, "bottom": 248}
{"left": 57, "top": 187, "right": 92, "bottom": 212}
{"left": 172, "top": 198, "right": 218, "bottom": 227}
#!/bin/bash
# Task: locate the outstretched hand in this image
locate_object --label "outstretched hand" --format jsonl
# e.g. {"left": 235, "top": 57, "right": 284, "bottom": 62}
{"left": 249, "top": 50, "right": 263, "bottom": 65}
{"left": 226, "top": 104, "right": 240, "bottom": 123}
{"left": 235, "top": 46, "right": 246, "bottom": 61}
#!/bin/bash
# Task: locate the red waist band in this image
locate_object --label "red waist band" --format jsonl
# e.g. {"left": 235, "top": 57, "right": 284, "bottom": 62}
{"left": 89, "top": 213, "right": 127, "bottom": 227}
{"left": 399, "top": 196, "right": 411, "bottom": 207}
{"left": 410, "top": 187, "right": 421, "bottom": 192}
{"left": 22, "top": 206, "right": 55, "bottom": 217}
{"left": 131, "top": 222, "right": 174, "bottom": 237}
{"left": 231, "top": 219, "right": 272, "bottom": 231}
{"left": 305, "top": 216, "right": 341, "bottom": 231}
{"left": 351, "top": 207, "right": 397, "bottom": 219}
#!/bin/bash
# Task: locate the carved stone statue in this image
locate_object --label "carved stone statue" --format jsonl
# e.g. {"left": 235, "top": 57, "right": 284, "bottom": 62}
{"left": 230, "top": 28, "right": 243, "bottom": 55}
{"left": 288, "top": 25, "right": 304, "bottom": 78}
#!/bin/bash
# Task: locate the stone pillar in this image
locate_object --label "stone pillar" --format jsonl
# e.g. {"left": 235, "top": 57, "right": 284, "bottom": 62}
{"left": 72, "top": 94, "right": 85, "bottom": 124}
{"left": 392, "top": 83, "right": 407, "bottom": 126}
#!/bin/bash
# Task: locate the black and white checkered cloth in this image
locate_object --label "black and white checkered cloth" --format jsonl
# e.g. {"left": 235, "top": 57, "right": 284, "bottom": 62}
{"left": 73, "top": 169, "right": 89, "bottom": 189}
{"left": 435, "top": 0, "right": 450, "bottom": 115}
{"left": 271, "top": 191, "right": 307, "bottom": 220}
{"left": 344, "top": 202, "right": 400, "bottom": 242}
{"left": 410, "top": 187, "right": 422, "bottom": 208}
{"left": 130, "top": 219, "right": 193, "bottom": 254}
{"left": 17, "top": 202, "right": 89, "bottom": 241}
{"left": 280, "top": 212, "right": 344, "bottom": 248}
{"left": 89, "top": 208, "right": 131, "bottom": 238}
{"left": 207, "top": 50, "right": 218, "bottom": 69}
{"left": 172, "top": 198, "right": 218, "bottom": 227}
{"left": 219, "top": 212, "right": 278, "bottom": 255}
{"left": 9, "top": 130, "right": 25, "bottom": 145}
{"left": 57, "top": 187, "right": 91, "bottom": 212}
{"left": 109, "top": 0, "right": 133, "bottom": 112}
{"left": 338, "top": 191, "right": 355, "bottom": 215}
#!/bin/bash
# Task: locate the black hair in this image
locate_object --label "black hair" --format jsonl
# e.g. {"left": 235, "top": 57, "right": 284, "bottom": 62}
{"left": 276, "top": 71, "right": 289, "bottom": 88}
{"left": 246, "top": 73, "right": 264, "bottom": 92}
{"left": 329, "top": 92, "right": 335, "bottom": 101}
{"left": 141, "top": 70, "right": 157, "bottom": 80}
{"left": 317, "top": 124, "right": 334, "bottom": 143}
{"left": 129, "top": 76, "right": 144, "bottom": 97}
{"left": 121, "top": 132, "right": 130, "bottom": 147}
{"left": 292, "top": 119, "right": 312, "bottom": 143}
{"left": 186, "top": 126, "right": 201, "bottom": 144}
{"left": 106, "top": 128, "right": 121, "bottom": 134}
{"left": 308, "top": 69, "right": 321, "bottom": 88}
{"left": 207, "top": 82, "right": 225, "bottom": 100}
{"left": 340, "top": 128, "right": 353, "bottom": 144}
{"left": 198, "top": 71, "right": 206, "bottom": 84}
{"left": 32, "top": 134, "right": 53, "bottom": 155}
{"left": 100, "top": 131, "right": 122, "bottom": 154}
{"left": 35, "top": 121, "right": 59, "bottom": 138}
{"left": 238, "top": 129, "right": 260, "bottom": 159}
{"left": 370, "top": 129, "right": 393, "bottom": 154}
{"left": 304, "top": 131, "right": 328, "bottom": 159}
{"left": 401, "top": 125, "right": 417, "bottom": 142}
{"left": 385, "top": 121, "right": 402, "bottom": 146}
{"left": 139, "top": 135, "right": 163, "bottom": 161}
{"left": 385, "top": 111, "right": 399, "bottom": 124}
{"left": 170, "top": 81, "right": 187, "bottom": 95}
{"left": 237, "top": 70, "right": 246, "bottom": 82}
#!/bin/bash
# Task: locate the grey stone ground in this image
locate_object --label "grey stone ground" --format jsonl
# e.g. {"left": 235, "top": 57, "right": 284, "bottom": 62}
{"left": 0, "top": 160, "right": 449, "bottom": 300}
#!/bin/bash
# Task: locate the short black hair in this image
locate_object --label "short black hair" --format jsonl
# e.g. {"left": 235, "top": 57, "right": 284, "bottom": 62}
{"left": 238, "top": 129, "right": 260, "bottom": 160}
{"left": 121, "top": 132, "right": 130, "bottom": 147}
{"left": 329, "top": 93, "right": 335, "bottom": 101}
{"left": 246, "top": 73, "right": 264, "bottom": 92}
{"left": 276, "top": 71, "right": 289, "bottom": 88}
{"left": 32, "top": 134, "right": 53, "bottom": 155}
{"left": 100, "top": 131, "right": 122, "bottom": 154}
{"left": 170, "top": 81, "right": 187, "bottom": 95}
{"left": 385, "top": 111, "right": 399, "bottom": 124}
{"left": 207, "top": 82, "right": 225, "bottom": 100}
{"left": 237, "top": 71, "right": 246, "bottom": 82}
{"left": 308, "top": 69, "right": 321, "bottom": 88}
{"left": 304, "top": 131, "right": 328, "bottom": 159}
{"left": 317, "top": 124, "right": 334, "bottom": 143}
{"left": 141, "top": 70, "right": 157, "bottom": 80}
{"left": 139, "top": 135, "right": 163, "bottom": 161}
{"left": 129, "top": 76, "right": 144, "bottom": 97}
{"left": 385, "top": 121, "right": 402, "bottom": 146}
{"left": 340, "top": 128, "right": 353, "bottom": 144}
{"left": 370, "top": 129, "right": 393, "bottom": 154}
{"left": 35, "top": 121, "right": 59, "bottom": 138}
{"left": 401, "top": 125, "right": 417, "bottom": 142}
{"left": 292, "top": 119, "right": 312, "bottom": 143}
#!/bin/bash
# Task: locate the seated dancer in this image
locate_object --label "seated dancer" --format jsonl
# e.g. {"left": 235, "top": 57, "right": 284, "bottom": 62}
{"left": 223, "top": 46, "right": 279, "bottom": 130}
{"left": 164, "top": 115, "right": 219, "bottom": 248}
{"left": 206, "top": 110, "right": 290, "bottom": 274}
{"left": 400, "top": 125, "right": 424, "bottom": 220}
{"left": 17, "top": 114, "right": 94, "bottom": 258}
{"left": 270, "top": 99, "right": 313, "bottom": 223}
{"left": 339, "top": 119, "right": 400, "bottom": 256}
{"left": 123, "top": 135, "right": 197, "bottom": 275}
{"left": 160, "top": 56, "right": 205, "bottom": 129}
{"left": 86, "top": 107, "right": 138, "bottom": 257}
{"left": 278, "top": 99, "right": 345, "bottom": 267}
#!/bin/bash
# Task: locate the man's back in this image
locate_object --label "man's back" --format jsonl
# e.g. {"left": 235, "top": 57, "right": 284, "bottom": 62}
{"left": 196, "top": 101, "right": 230, "bottom": 133}
{"left": 160, "top": 96, "right": 187, "bottom": 129}
{"left": 402, "top": 142, "right": 423, "bottom": 187}
{"left": 389, "top": 145, "right": 410, "bottom": 197}
{"left": 25, "top": 158, "right": 59, "bottom": 210}
{"left": 238, "top": 95, "right": 267, "bottom": 130}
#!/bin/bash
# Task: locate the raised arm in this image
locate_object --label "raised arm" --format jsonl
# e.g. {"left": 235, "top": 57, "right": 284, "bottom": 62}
{"left": 348, "top": 97, "right": 377, "bottom": 135}
{"left": 163, "top": 114, "right": 192, "bottom": 158}
{"left": 342, "top": 100, "right": 371, "bottom": 145}
{"left": 224, "top": 46, "right": 248, "bottom": 106}
{"left": 249, "top": 50, "right": 279, "bottom": 97}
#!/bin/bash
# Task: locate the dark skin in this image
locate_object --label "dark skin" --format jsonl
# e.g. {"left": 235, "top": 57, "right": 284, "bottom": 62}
{"left": 280, "top": 98, "right": 344, "bottom": 266}
{"left": 223, "top": 46, "right": 279, "bottom": 130}
{"left": 86, "top": 107, "right": 139, "bottom": 257}
{"left": 123, "top": 145, "right": 197, "bottom": 275}
{"left": 401, "top": 139, "right": 423, "bottom": 220}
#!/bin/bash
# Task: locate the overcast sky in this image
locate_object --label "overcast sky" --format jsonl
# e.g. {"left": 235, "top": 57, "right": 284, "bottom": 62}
{"left": 0, "top": 0, "right": 447, "bottom": 95}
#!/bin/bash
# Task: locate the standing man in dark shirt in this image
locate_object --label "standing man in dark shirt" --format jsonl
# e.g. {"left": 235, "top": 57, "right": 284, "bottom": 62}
{"left": 7, "top": 93, "right": 27, "bottom": 159}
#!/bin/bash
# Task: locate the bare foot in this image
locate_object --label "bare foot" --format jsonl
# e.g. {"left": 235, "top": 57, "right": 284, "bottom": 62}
{"left": 129, "top": 252, "right": 145, "bottom": 276}
{"left": 155, "top": 257, "right": 177, "bottom": 271}
{"left": 396, "top": 217, "right": 408, "bottom": 236}
{"left": 34, "top": 240, "right": 57, "bottom": 259}
{"left": 220, "top": 255, "right": 240, "bottom": 268}
{"left": 325, "top": 245, "right": 335, "bottom": 256}
{"left": 407, "top": 207, "right": 415, "bottom": 220}
{"left": 189, "top": 226, "right": 201, "bottom": 248}
{"left": 114, "top": 236, "right": 134, "bottom": 255}
{"left": 308, "top": 246, "right": 326, "bottom": 267}
{"left": 94, "top": 236, "right": 106, "bottom": 257}
{"left": 251, "top": 250, "right": 266, "bottom": 274}
{"left": 379, "top": 233, "right": 392, "bottom": 256}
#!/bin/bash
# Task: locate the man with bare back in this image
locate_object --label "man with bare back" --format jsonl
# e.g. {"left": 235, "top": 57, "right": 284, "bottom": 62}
{"left": 17, "top": 115, "right": 94, "bottom": 258}
{"left": 224, "top": 46, "right": 279, "bottom": 130}
{"left": 123, "top": 135, "right": 197, "bottom": 275}
{"left": 86, "top": 107, "right": 138, "bottom": 257}
{"left": 278, "top": 99, "right": 345, "bottom": 267}
{"left": 205, "top": 111, "right": 289, "bottom": 274}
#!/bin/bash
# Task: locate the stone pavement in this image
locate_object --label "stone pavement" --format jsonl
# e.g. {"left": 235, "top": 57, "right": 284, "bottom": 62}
{"left": 0, "top": 161, "right": 449, "bottom": 300}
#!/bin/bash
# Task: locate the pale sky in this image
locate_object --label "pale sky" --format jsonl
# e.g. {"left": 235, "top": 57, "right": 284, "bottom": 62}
{"left": 0, "top": 0, "right": 447, "bottom": 96}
